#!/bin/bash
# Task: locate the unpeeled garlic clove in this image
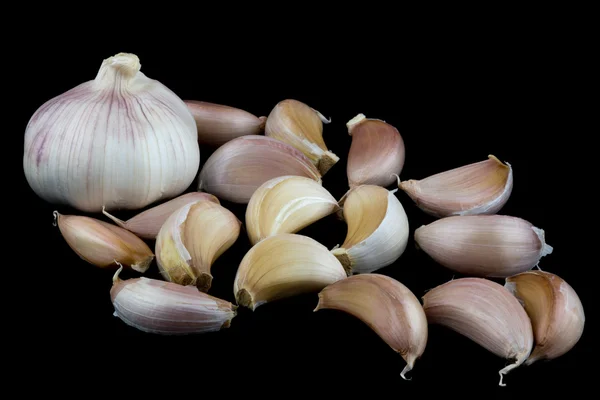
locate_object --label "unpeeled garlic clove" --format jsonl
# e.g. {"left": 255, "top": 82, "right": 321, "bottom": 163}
{"left": 505, "top": 271, "right": 585, "bottom": 365}
{"left": 422, "top": 277, "right": 533, "bottom": 386}
{"left": 346, "top": 114, "right": 405, "bottom": 188}
{"left": 414, "top": 215, "right": 553, "bottom": 278}
{"left": 53, "top": 211, "right": 154, "bottom": 273}
{"left": 155, "top": 200, "right": 241, "bottom": 292}
{"left": 233, "top": 233, "right": 349, "bottom": 311}
{"left": 198, "top": 135, "right": 321, "bottom": 204}
{"left": 332, "top": 185, "right": 409, "bottom": 274}
{"left": 314, "top": 274, "right": 428, "bottom": 379}
{"left": 265, "top": 99, "right": 339, "bottom": 175}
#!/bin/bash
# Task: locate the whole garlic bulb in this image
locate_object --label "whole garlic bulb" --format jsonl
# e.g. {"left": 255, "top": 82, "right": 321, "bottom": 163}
{"left": 23, "top": 52, "right": 200, "bottom": 212}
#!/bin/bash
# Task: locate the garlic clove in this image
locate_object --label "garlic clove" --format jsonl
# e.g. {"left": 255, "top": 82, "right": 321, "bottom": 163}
{"left": 505, "top": 271, "right": 585, "bottom": 365}
{"left": 155, "top": 200, "right": 241, "bottom": 292}
{"left": 53, "top": 211, "right": 154, "bottom": 273}
{"left": 111, "top": 266, "right": 237, "bottom": 334}
{"left": 414, "top": 215, "right": 553, "bottom": 278}
{"left": 102, "top": 192, "right": 220, "bottom": 240}
{"left": 346, "top": 114, "right": 405, "bottom": 188}
{"left": 398, "top": 155, "right": 513, "bottom": 218}
{"left": 422, "top": 277, "right": 534, "bottom": 386}
{"left": 233, "top": 233, "right": 349, "bottom": 311}
{"left": 198, "top": 135, "right": 322, "bottom": 204}
{"left": 265, "top": 99, "right": 339, "bottom": 175}
{"left": 184, "top": 100, "right": 267, "bottom": 147}
{"left": 245, "top": 175, "right": 340, "bottom": 245}
{"left": 314, "top": 274, "right": 428, "bottom": 379}
{"left": 331, "top": 185, "right": 409, "bottom": 274}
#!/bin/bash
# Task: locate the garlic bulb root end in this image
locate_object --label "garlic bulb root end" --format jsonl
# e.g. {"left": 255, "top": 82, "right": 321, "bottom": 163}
{"left": 236, "top": 288, "right": 255, "bottom": 311}
{"left": 346, "top": 113, "right": 366, "bottom": 135}
{"left": 318, "top": 151, "right": 340, "bottom": 175}
{"left": 197, "top": 273, "right": 214, "bottom": 293}
{"left": 331, "top": 248, "right": 353, "bottom": 275}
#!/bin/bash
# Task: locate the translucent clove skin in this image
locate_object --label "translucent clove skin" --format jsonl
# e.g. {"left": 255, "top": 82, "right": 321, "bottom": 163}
{"left": 422, "top": 278, "right": 534, "bottom": 386}
{"left": 414, "top": 215, "right": 553, "bottom": 278}
{"left": 315, "top": 274, "right": 428, "bottom": 379}
{"left": 54, "top": 211, "right": 154, "bottom": 273}
{"left": 505, "top": 271, "right": 585, "bottom": 365}
{"left": 399, "top": 155, "right": 513, "bottom": 218}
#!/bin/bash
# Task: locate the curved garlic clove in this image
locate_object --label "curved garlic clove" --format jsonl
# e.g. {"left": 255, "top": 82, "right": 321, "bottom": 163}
{"left": 422, "top": 277, "right": 533, "bottom": 386}
{"left": 155, "top": 200, "right": 241, "bottom": 292}
{"left": 265, "top": 99, "right": 338, "bottom": 175}
{"left": 415, "top": 215, "right": 553, "bottom": 278}
{"left": 332, "top": 185, "right": 409, "bottom": 274}
{"left": 233, "top": 233, "right": 349, "bottom": 311}
{"left": 505, "top": 271, "right": 585, "bottom": 365}
{"left": 53, "top": 211, "right": 154, "bottom": 273}
{"left": 184, "top": 100, "right": 267, "bottom": 147}
{"left": 346, "top": 114, "right": 405, "bottom": 188}
{"left": 245, "top": 175, "right": 340, "bottom": 245}
{"left": 315, "top": 274, "right": 428, "bottom": 379}
{"left": 198, "top": 135, "right": 321, "bottom": 204}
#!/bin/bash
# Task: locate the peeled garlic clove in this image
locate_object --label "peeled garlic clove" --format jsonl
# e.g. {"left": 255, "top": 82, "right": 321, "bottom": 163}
{"left": 332, "top": 185, "right": 409, "bottom": 274}
{"left": 233, "top": 233, "right": 348, "bottom": 311}
{"left": 422, "top": 277, "right": 533, "bottom": 386}
{"left": 315, "top": 274, "right": 428, "bottom": 379}
{"left": 54, "top": 211, "right": 154, "bottom": 273}
{"left": 245, "top": 175, "right": 340, "bottom": 245}
{"left": 198, "top": 135, "right": 321, "bottom": 204}
{"left": 155, "top": 200, "right": 241, "bottom": 292}
{"left": 184, "top": 100, "right": 267, "bottom": 147}
{"left": 265, "top": 99, "right": 339, "bottom": 175}
{"left": 505, "top": 271, "right": 585, "bottom": 365}
{"left": 346, "top": 114, "right": 405, "bottom": 188}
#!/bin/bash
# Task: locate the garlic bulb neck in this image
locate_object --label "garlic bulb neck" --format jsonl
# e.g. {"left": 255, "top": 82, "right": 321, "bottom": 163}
{"left": 95, "top": 53, "right": 142, "bottom": 85}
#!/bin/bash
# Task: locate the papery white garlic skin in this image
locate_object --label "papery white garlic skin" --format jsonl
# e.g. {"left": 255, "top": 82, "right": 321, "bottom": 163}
{"left": 23, "top": 52, "right": 200, "bottom": 212}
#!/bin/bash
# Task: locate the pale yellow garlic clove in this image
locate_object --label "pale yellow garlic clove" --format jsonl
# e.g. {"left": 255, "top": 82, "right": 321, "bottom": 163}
{"left": 505, "top": 271, "right": 585, "bottom": 365}
{"left": 332, "top": 185, "right": 409, "bottom": 274}
{"left": 233, "top": 233, "right": 349, "bottom": 311}
{"left": 198, "top": 135, "right": 321, "bottom": 204}
{"left": 155, "top": 200, "right": 241, "bottom": 292}
{"left": 422, "top": 278, "right": 533, "bottom": 386}
{"left": 245, "top": 175, "right": 340, "bottom": 245}
{"left": 102, "top": 192, "right": 220, "bottom": 240}
{"left": 315, "top": 274, "right": 428, "bottom": 379}
{"left": 414, "top": 215, "right": 553, "bottom": 278}
{"left": 265, "top": 99, "right": 339, "bottom": 175}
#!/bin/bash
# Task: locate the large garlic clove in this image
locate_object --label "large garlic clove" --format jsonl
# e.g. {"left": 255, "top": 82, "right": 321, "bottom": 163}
{"left": 414, "top": 215, "right": 553, "bottom": 278}
{"left": 332, "top": 185, "right": 409, "bottom": 274}
{"left": 265, "top": 99, "right": 339, "bottom": 175}
{"left": 184, "top": 100, "right": 267, "bottom": 147}
{"left": 198, "top": 135, "right": 321, "bottom": 204}
{"left": 346, "top": 114, "right": 405, "bottom": 188}
{"left": 245, "top": 175, "right": 340, "bottom": 245}
{"left": 398, "top": 155, "right": 513, "bottom": 218}
{"left": 505, "top": 271, "right": 585, "bottom": 365}
{"left": 314, "top": 274, "right": 428, "bottom": 379}
{"left": 233, "top": 233, "right": 349, "bottom": 311}
{"left": 422, "top": 277, "right": 533, "bottom": 386}
{"left": 111, "top": 266, "right": 237, "bottom": 335}
{"left": 155, "top": 200, "right": 241, "bottom": 292}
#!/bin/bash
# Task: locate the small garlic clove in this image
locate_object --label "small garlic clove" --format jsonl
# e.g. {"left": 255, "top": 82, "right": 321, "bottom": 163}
{"left": 398, "top": 155, "right": 513, "bottom": 218}
{"left": 505, "top": 271, "right": 585, "bottom": 365}
{"left": 314, "top": 274, "right": 428, "bottom": 379}
{"left": 422, "top": 277, "right": 534, "bottom": 386}
{"left": 233, "top": 233, "right": 349, "bottom": 311}
{"left": 346, "top": 114, "right": 405, "bottom": 188}
{"left": 155, "top": 200, "right": 241, "bottom": 292}
{"left": 331, "top": 185, "right": 409, "bottom": 274}
{"left": 198, "top": 135, "right": 322, "bottom": 204}
{"left": 53, "top": 211, "right": 154, "bottom": 273}
{"left": 414, "top": 215, "right": 553, "bottom": 278}
{"left": 111, "top": 266, "right": 237, "bottom": 335}
{"left": 102, "top": 192, "right": 220, "bottom": 240}
{"left": 245, "top": 175, "right": 340, "bottom": 245}
{"left": 265, "top": 99, "right": 339, "bottom": 175}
